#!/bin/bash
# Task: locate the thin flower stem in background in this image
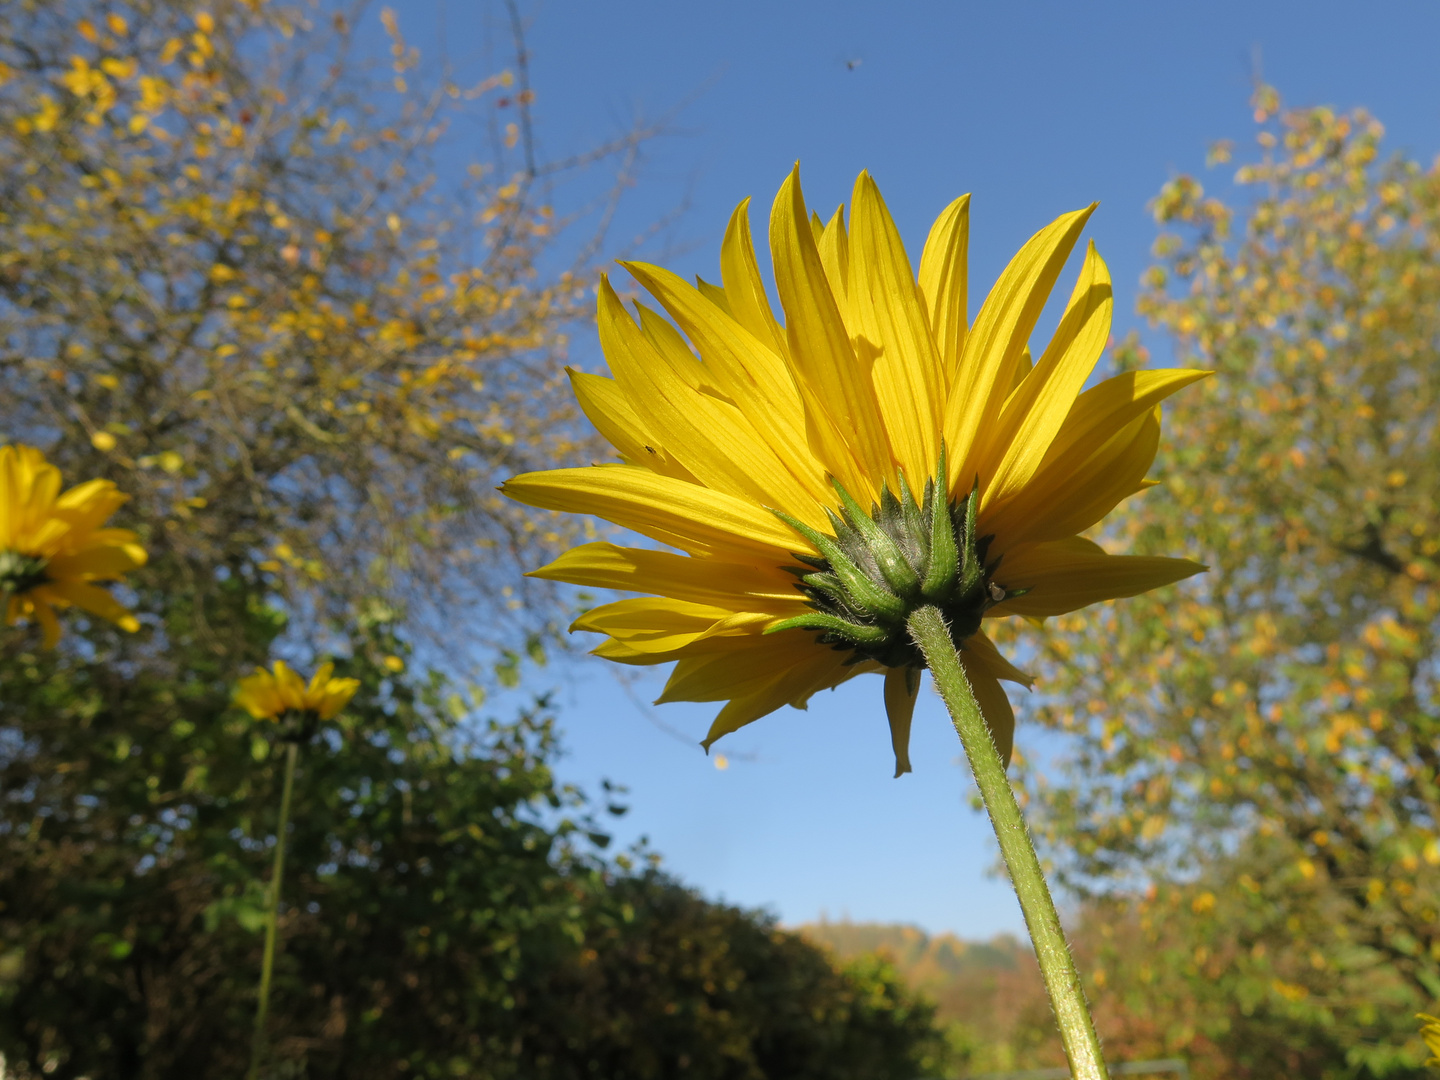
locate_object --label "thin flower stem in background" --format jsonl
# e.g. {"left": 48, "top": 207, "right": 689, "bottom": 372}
{"left": 907, "top": 604, "right": 1111, "bottom": 1080}
{"left": 247, "top": 739, "right": 299, "bottom": 1080}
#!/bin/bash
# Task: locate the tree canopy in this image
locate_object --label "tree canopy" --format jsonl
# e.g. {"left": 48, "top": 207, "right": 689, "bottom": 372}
{"left": 0, "top": 0, "right": 605, "bottom": 660}
{"left": 1022, "top": 87, "right": 1440, "bottom": 1078}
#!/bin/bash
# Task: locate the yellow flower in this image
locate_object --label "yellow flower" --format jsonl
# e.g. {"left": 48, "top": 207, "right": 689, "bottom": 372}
{"left": 234, "top": 660, "right": 360, "bottom": 723}
{"left": 0, "top": 443, "right": 148, "bottom": 648}
{"left": 503, "top": 168, "right": 1207, "bottom": 775}
{"left": 1420, "top": 1013, "right": 1440, "bottom": 1067}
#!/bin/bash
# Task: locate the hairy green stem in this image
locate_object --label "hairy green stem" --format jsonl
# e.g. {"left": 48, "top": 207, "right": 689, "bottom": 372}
{"left": 247, "top": 740, "right": 299, "bottom": 1080}
{"left": 907, "top": 604, "right": 1110, "bottom": 1080}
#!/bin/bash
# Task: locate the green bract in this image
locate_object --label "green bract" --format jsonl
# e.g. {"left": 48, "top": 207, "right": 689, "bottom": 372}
{"left": 0, "top": 549, "right": 49, "bottom": 596}
{"left": 769, "top": 449, "right": 1026, "bottom": 670}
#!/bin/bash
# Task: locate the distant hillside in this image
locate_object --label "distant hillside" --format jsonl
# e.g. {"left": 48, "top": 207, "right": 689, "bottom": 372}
{"left": 797, "top": 921, "right": 1061, "bottom": 1074}
{"left": 798, "top": 921, "right": 1028, "bottom": 988}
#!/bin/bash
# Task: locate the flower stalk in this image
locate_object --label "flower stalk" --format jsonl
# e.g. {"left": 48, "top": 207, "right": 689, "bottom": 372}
{"left": 246, "top": 739, "right": 299, "bottom": 1080}
{"left": 907, "top": 604, "right": 1110, "bottom": 1080}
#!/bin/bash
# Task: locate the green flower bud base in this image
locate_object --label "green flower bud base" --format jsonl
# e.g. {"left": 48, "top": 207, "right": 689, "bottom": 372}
{"left": 0, "top": 549, "right": 49, "bottom": 596}
{"left": 768, "top": 448, "right": 1027, "bottom": 669}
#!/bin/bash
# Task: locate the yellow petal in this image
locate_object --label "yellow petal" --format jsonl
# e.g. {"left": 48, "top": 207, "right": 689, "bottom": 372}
{"left": 993, "top": 536, "right": 1205, "bottom": 617}
{"left": 620, "top": 261, "right": 801, "bottom": 425}
{"left": 945, "top": 205, "right": 1095, "bottom": 488}
{"left": 958, "top": 652, "right": 1017, "bottom": 768}
{"left": 52, "top": 479, "right": 128, "bottom": 539}
{"left": 46, "top": 544, "right": 146, "bottom": 580}
{"left": 590, "top": 637, "right": 657, "bottom": 664}
{"left": 1038, "top": 368, "right": 1211, "bottom": 474}
{"left": 567, "top": 369, "right": 699, "bottom": 483}
{"left": 961, "top": 630, "right": 1033, "bottom": 688}
{"left": 531, "top": 542, "right": 804, "bottom": 611}
{"left": 306, "top": 661, "right": 336, "bottom": 697}
{"left": 572, "top": 598, "right": 771, "bottom": 658}
{"left": 34, "top": 596, "right": 62, "bottom": 649}
{"left": 1014, "top": 407, "right": 1161, "bottom": 547}
{"left": 983, "top": 241, "right": 1112, "bottom": 503}
{"left": 883, "top": 666, "right": 920, "bottom": 778}
{"left": 598, "top": 277, "right": 826, "bottom": 525}
{"left": 695, "top": 276, "right": 733, "bottom": 316}
{"left": 917, "top": 194, "right": 970, "bottom": 391}
{"left": 235, "top": 675, "right": 281, "bottom": 720}
{"left": 633, "top": 301, "right": 704, "bottom": 387}
{"left": 719, "top": 198, "right": 787, "bottom": 357}
{"left": 663, "top": 641, "right": 857, "bottom": 748}
{"left": 44, "top": 579, "right": 138, "bottom": 631}
{"left": 620, "top": 260, "right": 832, "bottom": 507}
{"left": 816, "top": 205, "right": 851, "bottom": 319}
{"left": 661, "top": 634, "right": 830, "bottom": 704}
{"left": 848, "top": 171, "right": 942, "bottom": 484}
{"left": 769, "top": 165, "right": 890, "bottom": 498}
{"left": 66, "top": 526, "right": 145, "bottom": 554}
{"left": 20, "top": 450, "right": 58, "bottom": 525}
{"left": 315, "top": 677, "right": 359, "bottom": 719}
{"left": 985, "top": 398, "right": 1174, "bottom": 551}
{"left": 501, "top": 465, "right": 808, "bottom": 560}
{"left": 273, "top": 660, "right": 308, "bottom": 710}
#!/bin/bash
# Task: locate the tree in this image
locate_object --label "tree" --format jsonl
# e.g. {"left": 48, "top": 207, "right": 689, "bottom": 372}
{"left": 1019, "top": 87, "right": 1440, "bottom": 1077}
{"left": 0, "top": 0, "right": 621, "bottom": 659}
{"left": 544, "top": 877, "right": 948, "bottom": 1080}
{"left": 0, "top": 583, "right": 602, "bottom": 1078}
{"left": 0, "top": 583, "right": 946, "bottom": 1079}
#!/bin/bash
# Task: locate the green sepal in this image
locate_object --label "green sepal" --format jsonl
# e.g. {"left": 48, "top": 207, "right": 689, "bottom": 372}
{"left": 954, "top": 479, "right": 983, "bottom": 600}
{"left": 829, "top": 477, "right": 921, "bottom": 600}
{"left": 922, "top": 446, "right": 960, "bottom": 601}
{"left": 772, "top": 509, "right": 907, "bottom": 622}
{"left": 765, "top": 612, "right": 891, "bottom": 646}
{"left": 894, "top": 469, "right": 928, "bottom": 552}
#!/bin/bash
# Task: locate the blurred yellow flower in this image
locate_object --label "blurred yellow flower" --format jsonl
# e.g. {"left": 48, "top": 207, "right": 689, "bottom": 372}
{"left": 234, "top": 660, "right": 360, "bottom": 723}
{"left": 504, "top": 168, "right": 1206, "bottom": 775}
{"left": 0, "top": 443, "right": 147, "bottom": 648}
{"left": 1419, "top": 1013, "right": 1440, "bottom": 1067}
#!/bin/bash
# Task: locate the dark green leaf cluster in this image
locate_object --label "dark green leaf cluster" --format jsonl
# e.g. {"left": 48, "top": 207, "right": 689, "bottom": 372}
{"left": 0, "top": 551, "right": 49, "bottom": 597}
{"left": 0, "top": 562, "right": 945, "bottom": 1080}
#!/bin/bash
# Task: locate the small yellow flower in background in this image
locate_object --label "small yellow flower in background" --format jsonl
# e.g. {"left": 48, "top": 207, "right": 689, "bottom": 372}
{"left": 235, "top": 660, "right": 360, "bottom": 723}
{"left": 0, "top": 443, "right": 148, "bottom": 648}
{"left": 503, "top": 167, "right": 1207, "bottom": 775}
{"left": 1419, "top": 1013, "right": 1440, "bottom": 1067}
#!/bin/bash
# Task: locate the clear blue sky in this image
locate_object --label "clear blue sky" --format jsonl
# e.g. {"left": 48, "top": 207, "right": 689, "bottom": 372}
{"left": 385, "top": 0, "right": 1440, "bottom": 937}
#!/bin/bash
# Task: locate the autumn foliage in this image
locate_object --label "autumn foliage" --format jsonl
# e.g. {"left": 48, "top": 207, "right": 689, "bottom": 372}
{"left": 0, "top": 0, "right": 596, "bottom": 654}
{"left": 1016, "top": 86, "right": 1440, "bottom": 1079}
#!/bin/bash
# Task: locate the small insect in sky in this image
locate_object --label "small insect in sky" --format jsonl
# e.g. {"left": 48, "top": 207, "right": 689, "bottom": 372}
{"left": 844, "top": 57, "right": 863, "bottom": 71}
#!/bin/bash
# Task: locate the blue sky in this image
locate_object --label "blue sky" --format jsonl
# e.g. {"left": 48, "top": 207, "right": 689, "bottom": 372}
{"left": 383, "top": 0, "right": 1440, "bottom": 937}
